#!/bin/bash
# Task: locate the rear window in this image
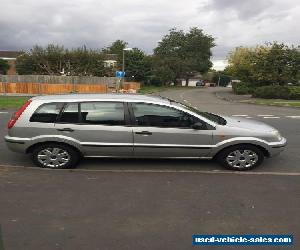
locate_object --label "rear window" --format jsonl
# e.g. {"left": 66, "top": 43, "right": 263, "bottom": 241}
{"left": 30, "top": 103, "right": 64, "bottom": 123}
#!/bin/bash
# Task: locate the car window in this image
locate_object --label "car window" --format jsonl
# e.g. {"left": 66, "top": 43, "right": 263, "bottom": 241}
{"left": 59, "top": 103, "right": 79, "bottom": 123}
{"left": 80, "top": 102, "right": 125, "bottom": 125}
{"left": 172, "top": 101, "right": 227, "bottom": 125}
{"left": 132, "top": 103, "right": 200, "bottom": 128}
{"left": 30, "top": 103, "right": 64, "bottom": 123}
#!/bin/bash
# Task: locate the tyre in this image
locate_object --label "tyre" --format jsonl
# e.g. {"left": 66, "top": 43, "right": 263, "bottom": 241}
{"left": 217, "top": 145, "right": 264, "bottom": 171}
{"left": 32, "top": 143, "right": 80, "bottom": 169}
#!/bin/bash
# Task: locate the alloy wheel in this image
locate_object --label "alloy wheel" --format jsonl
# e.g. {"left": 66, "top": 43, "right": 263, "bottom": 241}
{"left": 226, "top": 149, "right": 259, "bottom": 169}
{"left": 37, "top": 147, "right": 71, "bottom": 168}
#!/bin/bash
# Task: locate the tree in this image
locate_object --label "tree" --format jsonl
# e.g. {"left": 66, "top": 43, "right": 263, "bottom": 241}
{"left": 16, "top": 53, "right": 39, "bottom": 74}
{"left": 150, "top": 56, "right": 177, "bottom": 85}
{"left": 104, "top": 41, "right": 152, "bottom": 82}
{"left": 225, "top": 43, "right": 300, "bottom": 86}
{"left": 154, "top": 27, "right": 215, "bottom": 85}
{"left": 103, "top": 40, "right": 128, "bottom": 65}
{"left": 224, "top": 47, "right": 255, "bottom": 83}
{"left": 64, "top": 47, "right": 105, "bottom": 76}
{"left": 212, "top": 72, "right": 231, "bottom": 87}
{"left": 0, "top": 59, "right": 10, "bottom": 74}
{"left": 16, "top": 44, "right": 106, "bottom": 76}
{"left": 252, "top": 43, "right": 300, "bottom": 85}
{"left": 124, "top": 48, "right": 152, "bottom": 82}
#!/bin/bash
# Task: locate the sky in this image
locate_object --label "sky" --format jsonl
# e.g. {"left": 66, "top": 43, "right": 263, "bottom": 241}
{"left": 0, "top": 0, "right": 299, "bottom": 70}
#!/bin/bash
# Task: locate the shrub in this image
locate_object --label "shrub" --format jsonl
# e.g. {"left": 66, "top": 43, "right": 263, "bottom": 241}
{"left": 252, "top": 85, "right": 300, "bottom": 99}
{"left": 232, "top": 82, "right": 253, "bottom": 95}
{"left": 288, "top": 86, "right": 300, "bottom": 99}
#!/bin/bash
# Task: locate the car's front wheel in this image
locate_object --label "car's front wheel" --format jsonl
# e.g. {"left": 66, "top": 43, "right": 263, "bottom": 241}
{"left": 32, "top": 143, "right": 80, "bottom": 169}
{"left": 217, "top": 145, "right": 264, "bottom": 171}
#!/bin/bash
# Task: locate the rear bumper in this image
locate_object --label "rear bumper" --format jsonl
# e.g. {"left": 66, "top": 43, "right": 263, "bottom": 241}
{"left": 5, "top": 136, "right": 29, "bottom": 153}
{"left": 267, "top": 137, "right": 287, "bottom": 157}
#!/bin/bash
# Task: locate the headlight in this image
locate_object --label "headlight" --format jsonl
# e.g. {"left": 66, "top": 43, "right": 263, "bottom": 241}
{"left": 273, "top": 131, "right": 282, "bottom": 141}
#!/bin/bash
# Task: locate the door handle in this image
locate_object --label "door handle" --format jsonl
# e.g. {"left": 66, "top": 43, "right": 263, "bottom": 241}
{"left": 135, "top": 131, "right": 152, "bottom": 135}
{"left": 57, "top": 128, "right": 74, "bottom": 132}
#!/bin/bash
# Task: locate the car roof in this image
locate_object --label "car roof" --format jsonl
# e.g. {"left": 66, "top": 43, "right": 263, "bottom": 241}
{"left": 31, "top": 93, "right": 170, "bottom": 104}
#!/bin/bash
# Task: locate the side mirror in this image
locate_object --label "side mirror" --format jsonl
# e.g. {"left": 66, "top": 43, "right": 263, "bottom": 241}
{"left": 192, "top": 122, "right": 204, "bottom": 130}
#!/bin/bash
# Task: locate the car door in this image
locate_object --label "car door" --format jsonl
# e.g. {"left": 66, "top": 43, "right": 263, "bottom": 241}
{"left": 129, "top": 102, "right": 214, "bottom": 158}
{"left": 55, "top": 101, "right": 133, "bottom": 157}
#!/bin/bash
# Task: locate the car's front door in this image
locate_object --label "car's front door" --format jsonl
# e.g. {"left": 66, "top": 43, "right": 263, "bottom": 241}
{"left": 130, "top": 103, "right": 214, "bottom": 158}
{"left": 55, "top": 101, "right": 133, "bottom": 157}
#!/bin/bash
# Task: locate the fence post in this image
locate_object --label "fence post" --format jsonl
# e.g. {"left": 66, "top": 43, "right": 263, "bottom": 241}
{"left": 4, "top": 82, "right": 7, "bottom": 96}
{"left": 71, "top": 76, "right": 75, "bottom": 93}
{"left": 38, "top": 82, "right": 42, "bottom": 95}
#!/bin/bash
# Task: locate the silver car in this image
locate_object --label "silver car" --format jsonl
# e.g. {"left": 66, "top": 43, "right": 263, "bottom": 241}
{"left": 5, "top": 94, "right": 286, "bottom": 170}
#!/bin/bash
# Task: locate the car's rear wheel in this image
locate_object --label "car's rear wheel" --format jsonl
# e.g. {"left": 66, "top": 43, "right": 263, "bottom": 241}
{"left": 217, "top": 145, "right": 264, "bottom": 171}
{"left": 32, "top": 143, "right": 80, "bottom": 169}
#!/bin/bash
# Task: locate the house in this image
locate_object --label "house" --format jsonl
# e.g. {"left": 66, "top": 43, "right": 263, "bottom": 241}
{"left": 0, "top": 51, "right": 24, "bottom": 75}
{"left": 180, "top": 73, "right": 203, "bottom": 86}
{"left": 103, "top": 54, "right": 118, "bottom": 68}
{"left": 103, "top": 60, "right": 117, "bottom": 68}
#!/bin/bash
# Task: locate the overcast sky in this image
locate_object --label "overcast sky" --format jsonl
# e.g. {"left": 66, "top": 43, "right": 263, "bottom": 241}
{"left": 1, "top": 0, "right": 299, "bottom": 69}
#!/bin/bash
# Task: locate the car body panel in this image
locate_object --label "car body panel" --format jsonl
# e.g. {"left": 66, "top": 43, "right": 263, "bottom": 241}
{"left": 5, "top": 93, "right": 287, "bottom": 160}
{"left": 132, "top": 126, "right": 213, "bottom": 157}
{"left": 54, "top": 123, "right": 134, "bottom": 156}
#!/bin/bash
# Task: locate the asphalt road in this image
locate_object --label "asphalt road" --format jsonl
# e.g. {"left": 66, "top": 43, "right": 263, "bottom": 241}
{"left": 0, "top": 88, "right": 299, "bottom": 250}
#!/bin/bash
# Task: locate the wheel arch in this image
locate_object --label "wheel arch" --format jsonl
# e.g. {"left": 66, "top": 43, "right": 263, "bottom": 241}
{"left": 213, "top": 143, "right": 270, "bottom": 159}
{"left": 26, "top": 141, "right": 83, "bottom": 157}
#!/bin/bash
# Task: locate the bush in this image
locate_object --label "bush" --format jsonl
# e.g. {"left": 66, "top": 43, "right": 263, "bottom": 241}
{"left": 232, "top": 82, "right": 253, "bottom": 95}
{"left": 252, "top": 85, "right": 300, "bottom": 99}
{"left": 288, "top": 86, "right": 300, "bottom": 99}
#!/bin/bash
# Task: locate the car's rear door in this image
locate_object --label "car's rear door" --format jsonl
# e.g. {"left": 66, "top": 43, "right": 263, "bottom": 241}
{"left": 55, "top": 101, "right": 134, "bottom": 157}
{"left": 129, "top": 102, "right": 214, "bottom": 158}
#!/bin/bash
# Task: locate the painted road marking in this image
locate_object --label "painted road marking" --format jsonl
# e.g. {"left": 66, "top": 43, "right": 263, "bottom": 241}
{"left": 230, "top": 115, "right": 300, "bottom": 119}
{"left": 263, "top": 116, "right": 280, "bottom": 119}
{"left": 0, "top": 112, "right": 8, "bottom": 114}
{"left": 1, "top": 164, "right": 300, "bottom": 176}
{"left": 286, "top": 116, "right": 300, "bottom": 119}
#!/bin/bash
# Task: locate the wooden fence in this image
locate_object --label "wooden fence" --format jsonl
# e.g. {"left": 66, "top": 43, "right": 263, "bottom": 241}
{"left": 0, "top": 75, "right": 140, "bottom": 95}
{"left": 0, "top": 75, "right": 117, "bottom": 85}
{"left": 0, "top": 82, "right": 108, "bottom": 94}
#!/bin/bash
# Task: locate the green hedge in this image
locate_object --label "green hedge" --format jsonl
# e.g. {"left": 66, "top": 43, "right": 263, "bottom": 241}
{"left": 232, "top": 82, "right": 253, "bottom": 95}
{"left": 252, "top": 85, "right": 300, "bottom": 99}
{"left": 288, "top": 86, "right": 300, "bottom": 99}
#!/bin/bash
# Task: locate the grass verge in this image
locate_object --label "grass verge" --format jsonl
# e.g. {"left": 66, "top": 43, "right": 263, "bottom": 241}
{"left": 0, "top": 96, "right": 30, "bottom": 109}
{"left": 138, "top": 85, "right": 192, "bottom": 94}
{"left": 138, "top": 85, "right": 169, "bottom": 94}
{"left": 240, "top": 99, "right": 300, "bottom": 108}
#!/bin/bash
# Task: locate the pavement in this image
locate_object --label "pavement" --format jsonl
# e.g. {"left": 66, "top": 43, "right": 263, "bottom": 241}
{"left": 0, "top": 87, "right": 299, "bottom": 250}
{"left": 214, "top": 87, "right": 300, "bottom": 108}
{"left": 213, "top": 87, "right": 253, "bottom": 102}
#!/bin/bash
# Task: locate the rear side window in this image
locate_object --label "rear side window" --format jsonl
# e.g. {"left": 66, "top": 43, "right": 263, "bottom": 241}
{"left": 30, "top": 103, "right": 64, "bottom": 123}
{"left": 80, "top": 102, "right": 125, "bottom": 125}
{"left": 59, "top": 103, "right": 79, "bottom": 123}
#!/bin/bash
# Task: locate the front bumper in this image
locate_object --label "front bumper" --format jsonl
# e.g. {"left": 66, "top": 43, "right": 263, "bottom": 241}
{"left": 267, "top": 137, "right": 287, "bottom": 157}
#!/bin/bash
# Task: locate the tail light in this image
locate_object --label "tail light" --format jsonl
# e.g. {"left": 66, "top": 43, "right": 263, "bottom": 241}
{"left": 7, "top": 100, "right": 32, "bottom": 129}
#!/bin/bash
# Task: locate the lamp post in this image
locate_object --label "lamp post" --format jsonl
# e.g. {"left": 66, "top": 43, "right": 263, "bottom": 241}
{"left": 122, "top": 47, "right": 133, "bottom": 90}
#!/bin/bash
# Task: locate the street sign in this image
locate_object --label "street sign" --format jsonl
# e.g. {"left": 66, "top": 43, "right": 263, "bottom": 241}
{"left": 116, "top": 71, "right": 125, "bottom": 78}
